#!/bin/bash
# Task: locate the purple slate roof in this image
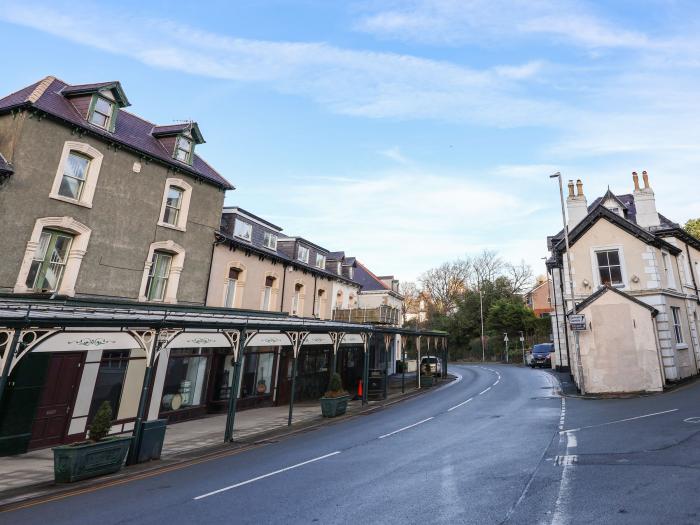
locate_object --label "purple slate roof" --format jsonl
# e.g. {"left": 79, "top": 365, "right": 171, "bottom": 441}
{"left": 353, "top": 261, "right": 390, "bottom": 292}
{"left": 0, "top": 77, "right": 231, "bottom": 190}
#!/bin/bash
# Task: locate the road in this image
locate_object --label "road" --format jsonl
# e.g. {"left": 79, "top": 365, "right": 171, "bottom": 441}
{"left": 5, "top": 364, "right": 700, "bottom": 524}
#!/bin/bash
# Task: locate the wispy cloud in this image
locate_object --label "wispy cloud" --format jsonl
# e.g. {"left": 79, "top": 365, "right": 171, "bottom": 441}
{"left": 379, "top": 146, "right": 411, "bottom": 164}
{"left": 354, "top": 0, "right": 658, "bottom": 50}
{"left": 0, "top": 0, "right": 564, "bottom": 127}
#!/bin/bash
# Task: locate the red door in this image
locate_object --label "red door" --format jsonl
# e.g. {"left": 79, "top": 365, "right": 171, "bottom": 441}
{"left": 28, "top": 353, "right": 83, "bottom": 449}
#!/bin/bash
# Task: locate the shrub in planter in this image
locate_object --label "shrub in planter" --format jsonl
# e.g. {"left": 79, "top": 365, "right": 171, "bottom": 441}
{"left": 53, "top": 401, "right": 132, "bottom": 483}
{"left": 320, "top": 373, "right": 350, "bottom": 417}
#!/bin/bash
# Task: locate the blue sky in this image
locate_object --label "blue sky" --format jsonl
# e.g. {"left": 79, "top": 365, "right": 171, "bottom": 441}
{"left": 2, "top": 0, "right": 700, "bottom": 281}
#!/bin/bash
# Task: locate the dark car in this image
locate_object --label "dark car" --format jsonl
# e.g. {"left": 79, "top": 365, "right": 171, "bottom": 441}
{"left": 530, "top": 343, "right": 555, "bottom": 368}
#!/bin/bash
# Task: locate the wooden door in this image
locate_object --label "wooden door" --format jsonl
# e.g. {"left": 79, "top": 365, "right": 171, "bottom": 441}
{"left": 28, "top": 353, "right": 83, "bottom": 449}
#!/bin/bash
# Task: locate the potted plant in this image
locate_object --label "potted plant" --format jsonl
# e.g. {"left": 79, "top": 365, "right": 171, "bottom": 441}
{"left": 52, "top": 401, "right": 132, "bottom": 483}
{"left": 320, "top": 373, "right": 350, "bottom": 417}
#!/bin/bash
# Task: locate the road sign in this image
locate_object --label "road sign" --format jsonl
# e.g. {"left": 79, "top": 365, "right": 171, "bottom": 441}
{"left": 569, "top": 314, "right": 587, "bottom": 331}
{"left": 503, "top": 334, "right": 509, "bottom": 342}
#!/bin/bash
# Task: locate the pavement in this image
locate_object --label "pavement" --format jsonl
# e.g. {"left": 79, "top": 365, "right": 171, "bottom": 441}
{"left": 4, "top": 364, "right": 700, "bottom": 523}
{"left": 0, "top": 370, "right": 428, "bottom": 503}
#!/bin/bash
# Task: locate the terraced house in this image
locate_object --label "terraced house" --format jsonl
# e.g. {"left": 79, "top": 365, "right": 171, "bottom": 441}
{"left": 0, "top": 77, "right": 443, "bottom": 457}
{"left": 547, "top": 173, "right": 700, "bottom": 394}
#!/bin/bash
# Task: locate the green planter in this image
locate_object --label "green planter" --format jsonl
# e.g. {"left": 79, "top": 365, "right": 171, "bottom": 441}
{"left": 320, "top": 395, "right": 350, "bottom": 418}
{"left": 53, "top": 436, "right": 132, "bottom": 483}
{"left": 420, "top": 376, "right": 434, "bottom": 387}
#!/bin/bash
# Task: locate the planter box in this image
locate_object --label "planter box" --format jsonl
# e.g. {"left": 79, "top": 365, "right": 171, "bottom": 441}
{"left": 420, "top": 376, "right": 434, "bottom": 387}
{"left": 53, "top": 436, "right": 132, "bottom": 483}
{"left": 320, "top": 395, "right": 350, "bottom": 418}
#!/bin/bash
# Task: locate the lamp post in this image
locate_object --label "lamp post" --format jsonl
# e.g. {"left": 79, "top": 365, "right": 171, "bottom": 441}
{"left": 550, "top": 172, "right": 585, "bottom": 394}
{"left": 476, "top": 270, "right": 486, "bottom": 362}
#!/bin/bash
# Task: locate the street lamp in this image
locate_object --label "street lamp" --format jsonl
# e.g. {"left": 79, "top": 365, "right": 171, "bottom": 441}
{"left": 550, "top": 172, "right": 585, "bottom": 394}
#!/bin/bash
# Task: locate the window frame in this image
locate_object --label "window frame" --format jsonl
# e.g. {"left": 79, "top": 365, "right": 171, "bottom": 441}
{"left": 145, "top": 251, "right": 173, "bottom": 302}
{"left": 162, "top": 186, "right": 184, "bottom": 227}
{"left": 297, "top": 245, "right": 310, "bottom": 264}
{"left": 49, "top": 141, "right": 104, "bottom": 208}
{"left": 661, "top": 251, "right": 677, "bottom": 289}
{"left": 262, "top": 231, "right": 278, "bottom": 250}
{"left": 233, "top": 219, "right": 253, "bottom": 242}
{"left": 590, "top": 245, "right": 627, "bottom": 289}
{"left": 671, "top": 306, "right": 685, "bottom": 346}
{"left": 224, "top": 267, "right": 242, "bottom": 308}
{"left": 15, "top": 217, "right": 92, "bottom": 297}
{"left": 158, "top": 178, "right": 192, "bottom": 231}
{"left": 315, "top": 253, "right": 326, "bottom": 269}
{"left": 173, "top": 134, "right": 194, "bottom": 165}
{"left": 138, "top": 240, "right": 185, "bottom": 304}
{"left": 25, "top": 229, "right": 74, "bottom": 292}
{"left": 88, "top": 94, "right": 116, "bottom": 131}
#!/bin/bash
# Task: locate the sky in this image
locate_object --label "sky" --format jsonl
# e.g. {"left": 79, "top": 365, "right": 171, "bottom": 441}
{"left": 2, "top": 0, "right": 700, "bottom": 282}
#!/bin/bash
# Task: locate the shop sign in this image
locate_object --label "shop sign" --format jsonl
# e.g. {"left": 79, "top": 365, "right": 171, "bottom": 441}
{"left": 569, "top": 314, "right": 587, "bottom": 331}
{"left": 34, "top": 331, "right": 140, "bottom": 352}
{"left": 168, "top": 332, "right": 230, "bottom": 349}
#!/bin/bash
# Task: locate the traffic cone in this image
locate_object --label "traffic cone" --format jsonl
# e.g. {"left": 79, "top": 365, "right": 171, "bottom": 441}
{"left": 357, "top": 379, "right": 363, "bottom": 399}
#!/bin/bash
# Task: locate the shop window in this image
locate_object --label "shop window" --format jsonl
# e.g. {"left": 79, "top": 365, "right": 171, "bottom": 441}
{"left": 238, "top": 351, "right": 274, "bottom": 398}
{"left": 88, "top": 351, "right": 129, "bottom": 422}
{"left": 161, "top": 348, "right": 210, "bottom": 412}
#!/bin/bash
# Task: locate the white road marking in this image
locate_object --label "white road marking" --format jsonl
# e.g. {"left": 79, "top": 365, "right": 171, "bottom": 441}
{"left": 378, "top": 417, "right": 434, "bottom": 439}
{"left": 561, "top": 409, "right": 678, "bottom": 434}
{"left": 479, "top": 387, "right": 491, "bottom": 395}
{"left": 447, "top": 398, "right": 473, "bottom": 412}
{"left": 193, "top": 451, "right": 341, "bottom": 500}
{"left": 439, "top": 370, "right": 463, "bottom": 389}
{"left": 551, "top": 398, "right": 572, "bottom": 525}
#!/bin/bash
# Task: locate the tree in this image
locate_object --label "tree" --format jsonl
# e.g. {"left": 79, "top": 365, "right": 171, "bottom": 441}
{"left": 468, "top": 249, "right": 503, "bottom": 288}
{"left": 504, "top": 260, "right": 534, "bottom": 295}
{"left": 685, "top": 219, "right": 700, "bottom": 240}
{"left": 486, "top": 298, "right": 537, "bottom": 336}
{"left": 419, "top": 260, "right": 470, "bottom": 316}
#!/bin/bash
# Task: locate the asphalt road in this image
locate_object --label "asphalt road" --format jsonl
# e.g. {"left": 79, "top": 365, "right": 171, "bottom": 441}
{"left": 6, "top": 364, "right": 700, "bottom": 524}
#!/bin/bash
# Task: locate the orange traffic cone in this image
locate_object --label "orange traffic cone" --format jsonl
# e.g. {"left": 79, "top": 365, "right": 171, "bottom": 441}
{"left": 357, "top": 379, "right": 363, "bottom": 398}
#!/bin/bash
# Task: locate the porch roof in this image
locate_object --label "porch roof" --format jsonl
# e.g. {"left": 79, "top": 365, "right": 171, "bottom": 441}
{"left": 0, "top": 296, "right": 447, "bottom": 338}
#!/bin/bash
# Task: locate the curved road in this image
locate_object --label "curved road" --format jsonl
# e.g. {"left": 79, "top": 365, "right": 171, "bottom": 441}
{"left": 5, "top": 365, "right": 566, "bottom": 524}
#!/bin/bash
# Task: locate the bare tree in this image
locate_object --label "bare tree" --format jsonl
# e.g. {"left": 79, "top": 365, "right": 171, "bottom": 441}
{"left": 469, "top": 249, "right": 503, "bottom": 287}
{"left": 419, "top": 260, "right": 470, "bottom": 315}
{"left": 399, "top": 281, "right": 421, "bottom": 318}
{"left": 505, "top": 260, "right": 534, "bottom": 295}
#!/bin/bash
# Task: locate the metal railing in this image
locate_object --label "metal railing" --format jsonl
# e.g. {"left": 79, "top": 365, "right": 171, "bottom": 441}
{"left": 331, "top": 305, "right": 401, "bottom": 325}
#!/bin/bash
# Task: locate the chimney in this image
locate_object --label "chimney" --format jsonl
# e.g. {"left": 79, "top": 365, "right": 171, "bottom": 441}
{"left": 567, "top": 178, "right": 588, "bottom": 229}
{"left": 633, "top": 170, "right": 660, "bottom": 229}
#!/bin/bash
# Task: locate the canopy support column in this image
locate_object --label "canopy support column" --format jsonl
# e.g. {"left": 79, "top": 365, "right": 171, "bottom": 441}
{"left": 286, "top": 331, "right": 309, "bottom": 426}
{"left": 224, "top": 329, "right": 249, "bottom": 443}
{"left": 383, "top": 333, "right": 392, "bottom": 400}
{"left": 0, "top": 329, "right": 21, "bottom": 411}
{"left": 361, "top": 332, "right": 370, "bottom": 405}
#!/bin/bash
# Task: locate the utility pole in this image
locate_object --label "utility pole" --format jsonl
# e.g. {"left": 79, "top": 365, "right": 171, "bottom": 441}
{"left": 550, "top": 172, "right": 585, "bottom": 394}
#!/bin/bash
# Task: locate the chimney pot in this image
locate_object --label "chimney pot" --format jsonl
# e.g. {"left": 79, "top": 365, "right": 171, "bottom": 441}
{"left": 632, "top": 171, "right": 640, "bottom": 191}
{"left": 576, "top": 179, "right": 584, "bottom": 197}
{"left": 567, "top": 180, "right": 575, "bottom": 198}
{"left": 642, "top": 170, "right": 650, "bottom": 189}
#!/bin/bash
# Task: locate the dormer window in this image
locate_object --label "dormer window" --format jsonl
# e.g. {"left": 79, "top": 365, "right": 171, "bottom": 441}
{"left": 316, "top": 254, "right": 326, "bottom": 269}
{"left": 174, "top": 135, "right": 193, "bottom": 164}
{"left": 297, "top": 245, "right": 309, "bottom": 264}
{"left": 337, "top": 262, "right": 342, "bottom": 275}
{"left": 89, "top": 96, "right": 116, "bottom": 130}
{"left": 233, "top": 219, "right": 252, "bottom": 241}
{"left": 263, "top": 231, "right": 278, "bottom": 250}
